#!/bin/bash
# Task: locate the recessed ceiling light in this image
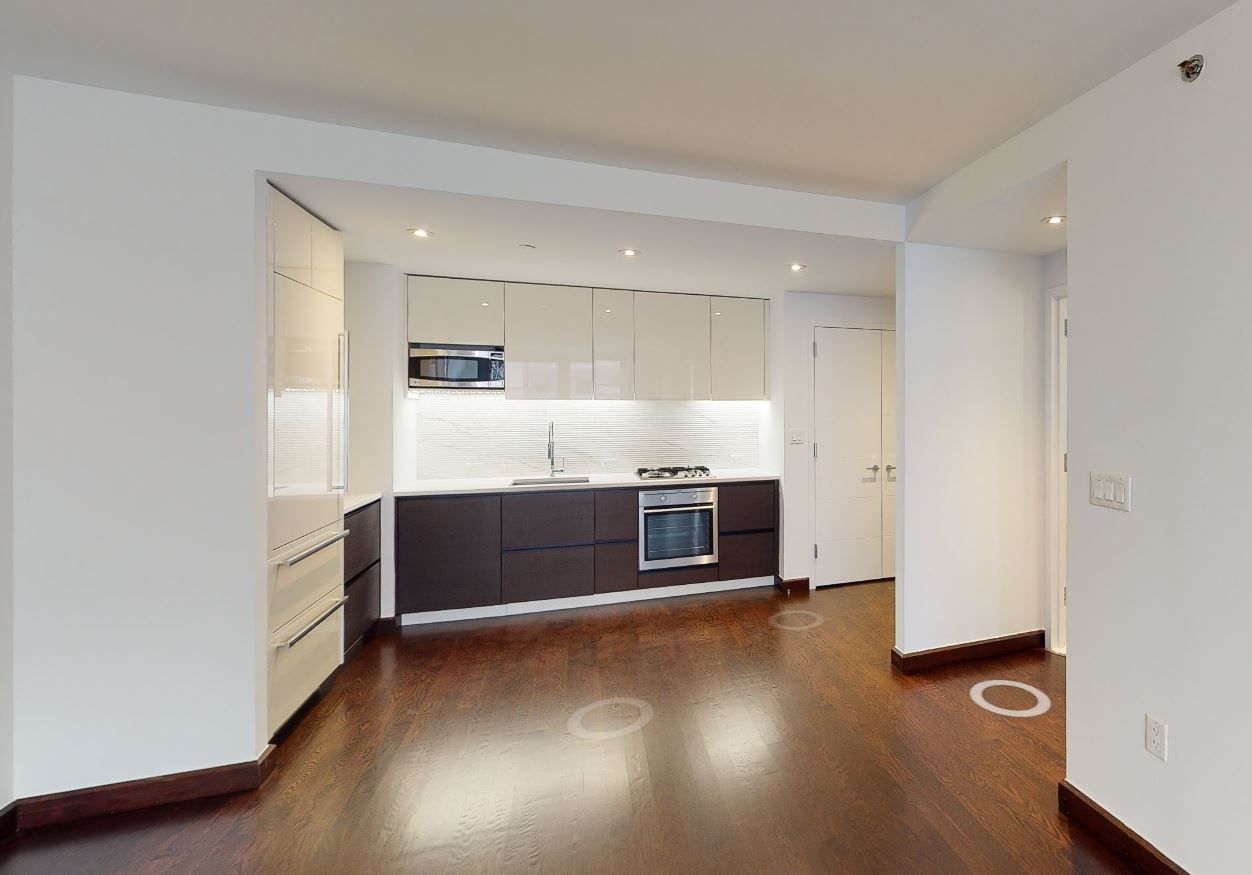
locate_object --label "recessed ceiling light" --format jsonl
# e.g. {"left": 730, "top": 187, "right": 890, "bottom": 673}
{"left": 480, "top": 302, "right": 489, "bottom": 307}
{"left": 713, "top": 311, "right": 722, "bottom": 316}
{"left": 518, "top": 243, "right": 536, "bottom": 249}
{"left": 789, "top": 263, "right": 806, "bottom": 272}
{"left": 409, "top": 228, "right": 434, "bottom": 238}
{"left": 619, "top": 248, "right": 640, "bottom": 258}
{"left": 604, "top": 309, "right": 613, "bottom": 314}
{"left": 1042, "top": 215, "right": 1066, "bottom": 225}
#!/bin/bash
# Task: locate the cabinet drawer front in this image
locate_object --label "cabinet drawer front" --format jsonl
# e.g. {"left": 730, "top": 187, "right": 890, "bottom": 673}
{"left": 594, "top": 542, "right": 638, "bottom": 594}
{"left": 502, "top": 492, "right": 594, "bottom": 549}
{"left": 595, "top": 489, "right": 639, "bottom": 542}
{"left": 718, "top": 482, "right": 777, "bottom": 533}
{"left": 718, "top": 532, "right": 777, "bottom": 580}
{"left": 344, "top": 563, "right": 381, "bottom": 653}
{"left": 395, "top": 496, "right": 501, "bottom": 613}
{"left": 344, "top": 501, "right": 381, "bottom": 582}
{"left": 268, "top": 523, "right": 344, "bottom": 634}
{"left": 638, "top": 564, "right": 719, "bottom": 589}
{"left": 503, "top": 546, "right": 594, "bottom": 603}
{"left": 268, "top": 588, "right": 343, "bottom": 737}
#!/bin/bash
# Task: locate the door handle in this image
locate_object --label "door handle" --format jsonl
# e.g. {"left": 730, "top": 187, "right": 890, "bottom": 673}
{"left": 271, "top": 529, "right": 350, "bottom": 567}
{"left": 274, "top": 597, "right": 348, "bottom": 649}
{"left": 866, "top": 464, "right": 880, "bottom": 481}
{"left": 885, "top": 464, "right": 896, "bottom": 481}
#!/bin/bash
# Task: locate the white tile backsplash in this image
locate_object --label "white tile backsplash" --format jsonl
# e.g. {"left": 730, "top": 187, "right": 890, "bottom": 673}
{"left": 412, "top": 394, "right": 764, "bottom": 479}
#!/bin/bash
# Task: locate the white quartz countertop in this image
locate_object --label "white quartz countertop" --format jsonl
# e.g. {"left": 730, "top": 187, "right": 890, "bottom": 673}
{"left": 394, "top": 469, "right": 778, "bottom": 498}
{"left": 344, "top": 492, "right": 383, "bottom": 514}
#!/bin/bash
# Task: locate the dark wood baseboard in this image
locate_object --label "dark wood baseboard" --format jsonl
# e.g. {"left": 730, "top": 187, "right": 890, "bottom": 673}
{"left": 15, "top": 745, "right": 276, "bottom": 831}
{"left": 0, "top": 800, "right": 16, "bottom": 844}
{"left": 1059, "top": 781, "right": 1188, "bottom": 874}
{"left": 891, "top": 629, "right": 1045, "bottom": 674}
{"left": 774, "top": 576, "right": 809, "bottom": 593}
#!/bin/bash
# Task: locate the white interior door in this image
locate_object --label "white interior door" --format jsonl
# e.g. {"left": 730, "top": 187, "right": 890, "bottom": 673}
{"left": 881, "top": 330, "right": 897, "bottom": 577}
{"left": 814, "top": 328, "right": 884, "bottom": 585}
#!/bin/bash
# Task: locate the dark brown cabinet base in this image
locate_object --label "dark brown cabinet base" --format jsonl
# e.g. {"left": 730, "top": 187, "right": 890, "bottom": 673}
{"left": 396, "top": 495, "right": 502, "bottom": 613}
{"left": 639, "top": 564, "right": 719, "bottom": 589}
{"left": 344, "top": 563, "right": 380, "bottom": 653}
{"left": 594, "top": 542, "right": 638, "bottom": 593}
{"left": 503, "top": 546, "right": 595, "bottom": 602}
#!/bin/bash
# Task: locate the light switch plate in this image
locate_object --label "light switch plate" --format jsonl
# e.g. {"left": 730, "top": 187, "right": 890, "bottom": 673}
{"left": 1089, "top": 471, "right": 1132, "bottom": 511}
{"left": 789, "top": 429, "right": 806, "bottom": 445}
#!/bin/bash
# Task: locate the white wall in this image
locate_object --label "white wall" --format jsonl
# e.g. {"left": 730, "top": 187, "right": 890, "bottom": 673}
{"left": 1042, "top": 250, "right": 1067, "bottom": 289}
{"left": 8, "top": 77, "right": 903, "bottom": 796}
{"left": 909, "top": 3, "right": 1252, "bottom": 868}
{"left": 779, "top": 292, "right": 895, "bottom": 582}
{"left": 0, "top": 70, "right": 15, "bottom": 810}
{"left": 345, "top": 262, "right": 405, "bottom": 619}
{"left": 894, "top": 244, "right": 1045, "bottom": 653}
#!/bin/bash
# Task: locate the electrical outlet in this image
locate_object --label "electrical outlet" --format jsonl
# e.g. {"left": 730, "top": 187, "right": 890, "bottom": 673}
{"left": 1145, "top": 714, "right": 1168, "bottom": 761}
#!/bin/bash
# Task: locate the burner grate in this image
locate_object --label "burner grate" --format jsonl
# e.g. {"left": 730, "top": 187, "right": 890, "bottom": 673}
{"left": 635, "top": 465, "right": 712, "bottom": 480}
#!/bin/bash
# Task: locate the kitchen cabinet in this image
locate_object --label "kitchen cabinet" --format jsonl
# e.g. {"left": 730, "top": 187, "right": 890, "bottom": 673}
{"left": 719, "top": 532, "right": 777, "bottom": 580}
{"left": 502, "top": 491, "right": 595, "bottom": 549}
{"left": 594, "top": 542, "right": 638, "bottom": 594}
{"left": 593, "top": 288, "right": 635, "bottom": 399}
{"left": 344, "top": 563, "right": 381, "bottom": 655}
{"left": 310, "top": 218, "right": 344, "bottom": 300}
{"left": 594, "top": 488, "right": 638, "bottom": 542}
{"left": 396, "top": 495, "right": 501, "bottom": 612}
{"left": 344, "top": 500, "right": 381, "bottom": 583}
{"left": 633, "top": 292, "right": 712, "bottom": 400}
{"left": 718, "top": 482, "right": 777, "bottom": 533}
{"left": 343, "top": 499, "right": 382, "bottom": 657}
{"left": 270, "top": 188, "right": 312, "bottom": 287}
{"left": 710, "top": 296, "right": 767, "bottom": 400}
{"left": 504, "top": 283, "right": 593, "bottom": 399}
{"left": 503, "top": 546, "right": 595, "bottom": 602}
{"left": 407, "top": 276, "right": 505, "bottom": 346}
{"left": 268, "top": 587, "right": 345, "bottom": 737}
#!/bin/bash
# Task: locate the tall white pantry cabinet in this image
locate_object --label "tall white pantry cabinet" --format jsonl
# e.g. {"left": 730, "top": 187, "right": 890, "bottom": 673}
{"left": 266, "top": 186, "right": 347, "bottom": 738}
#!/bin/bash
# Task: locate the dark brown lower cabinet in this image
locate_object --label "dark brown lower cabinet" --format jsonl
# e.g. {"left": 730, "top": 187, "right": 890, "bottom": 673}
{"left": 594, "top": 542, "right": 638, "bottom": 594}
{"left": 396, "top": 495, "right": 502, "bottom": 613}
{"left": 344, "top": 563, "right": 380, "bottom": 652}
{"left": 639, "top": 564, "right": 719, "bottom": 589}
{"left": 502, "top": 546, "right": 595, "bottom": 603}
{"left": 718, "top": 531, "right": 777, "bottom": 580}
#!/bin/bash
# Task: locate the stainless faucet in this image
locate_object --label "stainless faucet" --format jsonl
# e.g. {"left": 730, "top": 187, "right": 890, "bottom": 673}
{"left": 547, "top": 421, "right": 565, "bottom": 476}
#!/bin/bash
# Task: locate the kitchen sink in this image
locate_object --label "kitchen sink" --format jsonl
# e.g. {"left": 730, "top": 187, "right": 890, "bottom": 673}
{"left": 510, "top": 475, "right": 591, "bottom": 486}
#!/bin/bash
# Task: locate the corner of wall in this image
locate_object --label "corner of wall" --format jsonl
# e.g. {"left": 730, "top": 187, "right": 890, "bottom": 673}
{"left": 1, "top": 68, "right": 16, "bottom": 808}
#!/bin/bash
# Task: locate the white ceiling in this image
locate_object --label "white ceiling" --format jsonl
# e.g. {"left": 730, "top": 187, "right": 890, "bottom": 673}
{"left": 271, "top": 174, "right": 896, "bottom": 297}
{"left": 2, "top": 1, "right": 1233, "bottom": 203}
{"left": 914, "top": 164, "right": 1068, "bottom": 256}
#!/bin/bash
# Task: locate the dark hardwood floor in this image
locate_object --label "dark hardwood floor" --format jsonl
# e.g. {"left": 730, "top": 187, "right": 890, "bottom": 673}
{"left": 0, "top": 582, "right": 1129, "bottom": 874}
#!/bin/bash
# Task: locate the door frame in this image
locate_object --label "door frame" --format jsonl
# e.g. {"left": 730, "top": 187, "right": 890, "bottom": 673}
{"left": 810, "top": 323, "right": 896, "bottom": 588}
{"left": 1045, "top": 287, "right": 1068, "bottom": 654}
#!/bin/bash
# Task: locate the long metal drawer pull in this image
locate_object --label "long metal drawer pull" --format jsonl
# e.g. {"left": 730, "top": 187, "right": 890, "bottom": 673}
{"left": 275, "top": 597, "right": 348, "bottom": 650}
{"left": 272, "top": 530, "right": 350, "bottom": 567}
{"left": 642, "top": 504, "right": 716, "bottom": 515}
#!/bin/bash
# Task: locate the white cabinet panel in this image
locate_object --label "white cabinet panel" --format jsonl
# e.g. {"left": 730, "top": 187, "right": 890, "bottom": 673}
{"left": 268, "top": 521, "right": 344, "bottom": 633}
{"left": 408, "top": 276, "right": 504, "bottom": 346}
{"left": 270, "top": 274, "right": 344, "bottom": 551}
{"left": 270, "top": 188, "right": 312, "bottom": 287}
{"left": 593, "top": 288, "right": 634, "bottom": 399}
{"left": 710, "top": 296, "right": 767, "bottom": 400}
{"left": 504, "top": 283, "right": 593, "bottom": 399}
{"left": 268, "top": 587, "right": 344, "bottom": 736}
{"left": 633, "top": 292, "right": 711, "bottom": 400}
{"left": 310, "top": 218, "right": 344, "bottom": 300}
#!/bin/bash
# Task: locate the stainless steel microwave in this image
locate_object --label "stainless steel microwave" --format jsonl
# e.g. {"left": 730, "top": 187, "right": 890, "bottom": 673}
{"left": 408, "top": 345, "right": 505, "bottom": 390}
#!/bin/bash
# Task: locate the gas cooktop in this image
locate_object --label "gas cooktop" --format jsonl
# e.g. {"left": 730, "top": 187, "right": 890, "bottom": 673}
{"left": 635, "top": 465, "right": 712, "bottom": 480}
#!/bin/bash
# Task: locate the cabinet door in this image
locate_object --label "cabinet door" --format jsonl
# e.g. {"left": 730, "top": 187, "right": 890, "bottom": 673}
{"left": 593, "top": 288, "right": 634, "bottom": 399}
{"left": 270, "top": 188, "right": 312, "bottom": 287}
{"left": 501, "top": 491, "right": 595, "bottom": 549}
{"left": 270, "top": 275, "right": 344, "bottom": 551}
{"left": 504, "top": 284, "right": 593, "bottom": 399}
{"left": 311, "top": 218, "right": 344, "bottom": 300}
{"left": 395, "top": 496, "right": 501, "bottom": 613}
{"left": 634, "top": 292, "right": 711, "bottom": 400}
{"left": 407, "top": 276, "right": 504, "bottom": 346}
{"left": 502, "top": 546, "right": 594, "bottom": 603}
{"left": 711, "top": 297, "right": 767, "bottom": 400}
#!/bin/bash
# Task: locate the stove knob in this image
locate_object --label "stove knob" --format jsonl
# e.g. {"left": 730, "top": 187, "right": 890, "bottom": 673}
{"left": 659, "top": 496, "right": 667, "bottom": 502}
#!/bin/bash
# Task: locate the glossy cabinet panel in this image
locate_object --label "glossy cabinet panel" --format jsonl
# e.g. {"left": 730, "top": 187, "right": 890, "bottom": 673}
{"left": 268, "top": 587, "right": 344, "bottom": 737}
{"left": 504, "top": 283, "right": 593, "bottom": 399}
{"left": 593, "top": 288, "right": 635, "bottom": 399}
{"left": 310, "top": 218, "right": 344, "bottom": 300}
{"left": 407, "top": 276, "right": 505, "bottom": 346}
{"left": 710, "top": 296, "right": 767, "bottom": 400}
{"left": 270, "top": 188, "right": 312, "bottom": 287}
{"left": 633, "top": 292, "right": 711, "bottom": 400}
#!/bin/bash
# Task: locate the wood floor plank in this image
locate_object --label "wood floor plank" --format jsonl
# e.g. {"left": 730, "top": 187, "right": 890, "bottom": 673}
{"left": 0, "top": 581, "right": 1132, "bottom": 874}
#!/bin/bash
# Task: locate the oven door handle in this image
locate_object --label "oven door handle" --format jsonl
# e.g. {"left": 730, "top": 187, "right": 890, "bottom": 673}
{"left": 642, "top": 504, "right": 717, "bottom": 514}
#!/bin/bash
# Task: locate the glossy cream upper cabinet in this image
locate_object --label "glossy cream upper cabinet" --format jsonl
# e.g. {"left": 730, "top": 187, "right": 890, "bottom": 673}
{"left": 505, "top": 283, "right": 593, "bottom": 399}
{"left": 710, "top": 296, "right": 767, "bottom": 400}
{"left": 310, "top": 218, "right": 344, "bottom": 300}
{"left": 270, "top": 188, "right": 312, "bottom": 287}
{"left": 593, "top": 288, "right": 635, "bottom": 399}
{"left": 407, "top": 276, "right": 505, "bottom": 346}
{"left": 634, "top": 292, "right": 711, "bottom": 400}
